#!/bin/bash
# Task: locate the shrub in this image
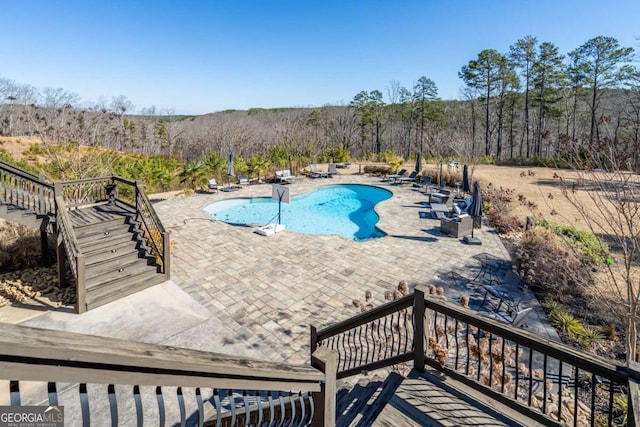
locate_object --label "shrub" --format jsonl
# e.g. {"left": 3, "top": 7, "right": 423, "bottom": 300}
{"left": 536, "top": 219, "right": 609, "bottom": 264}
{"left": 363, "top": 165, "right": 392, "bottom": 175}
{"left": 514, "top": 227, "right": 593, "bottom": 303}
{"left": 576, "top": 326, "right": 606, "bottom": 350}
{"left": 549, "top": 309, "right": 584, "bottom": 338}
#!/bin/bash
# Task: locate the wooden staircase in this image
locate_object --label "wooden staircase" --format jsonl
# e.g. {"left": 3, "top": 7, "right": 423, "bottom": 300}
{"left": 0, "top": 160, "right": 169, "bottom": 313}
{"left": 71, "top": 209, "right": 165, "bottom": 311}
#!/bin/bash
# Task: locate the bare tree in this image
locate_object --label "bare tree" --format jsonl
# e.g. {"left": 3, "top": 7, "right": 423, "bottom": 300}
{"left": 559, "top": 141, "right": 640, "bottom": 363}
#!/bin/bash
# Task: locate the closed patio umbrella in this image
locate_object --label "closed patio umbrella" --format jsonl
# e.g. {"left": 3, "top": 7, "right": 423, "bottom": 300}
{"left": 468, "top": 180, "right": 483, "bottom": 229}
{"left": 226, "top": 150, "right": 234, "bottom": 188}
{"left": 463, "top": 181, "right": 483, "bottom": 245}
{"left": 462, "top": 164, "right": 471, "bottom": 194}
{"left": 415, "top": 153, "right": 422, "bottom": 173}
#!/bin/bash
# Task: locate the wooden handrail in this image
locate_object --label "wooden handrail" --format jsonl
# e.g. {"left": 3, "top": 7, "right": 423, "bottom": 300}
{"left": 315, "top": 293, "right": 414, "bottom": 341}
{"left": 421, "top": 291, "right": 626, "bottom": 381}
{"left": 0, "top": 322, "right": 322, "bottom": 390}
{"left": 0, "top": 160, "right": 55, "bottom": 215}
{"left": 132, "top": 179, "right": 169, "bottom": 274}
{"left": 54, "top": 195, "right": 86, "bottom": 312}
{"left": 0, "top": 159, "right": 43, "bottom": 181}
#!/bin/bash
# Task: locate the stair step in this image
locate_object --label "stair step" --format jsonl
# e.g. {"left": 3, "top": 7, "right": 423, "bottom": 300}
{"left": 79, "top": 233, "right": 137, "bottom": 253}
{"left": 75, "top": 221, "right": 136, "bottom": 240}
{"left": 85, "top": 252, "right": 154, "bottom": 280}
{"left": 85, "top": 268, "right": 165, "bottom": 311}
{"left": 70, "top": 215, "right": 132, "bottom": 232}
{"left": 85, "top": 244, "right": 142, "bottom": 265}
{"left": 77, "top": 227, "right": 141, "bottom": 247}
{"left": 86, "top": 258, "right": 158, "bottom": 288}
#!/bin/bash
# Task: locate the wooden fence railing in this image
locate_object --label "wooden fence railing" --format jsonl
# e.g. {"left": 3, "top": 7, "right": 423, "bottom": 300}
{"left": 0, "top": 322, "right": 334, "bottom": 426}
{"left": 0, "top": 159, "right": 54, "bottom": 215}
{"left": 311, "top": 293, "right": 417, "bottom": 379}
{"left": 53, "top": 195, "right": 85, "bottom": 312}
{"left": 312, "top": 287, "right": 639, "bottom": 426}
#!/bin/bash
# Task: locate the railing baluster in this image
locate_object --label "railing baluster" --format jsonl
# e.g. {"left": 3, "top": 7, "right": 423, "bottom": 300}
{"left": 195, "top": 388, "right": 204, "bottom": 427}
{"left": 557, "top": 361, "right": 563, "bottom": 424}
{"left": 107, "top": 384, "right": 118, "bottom": 427}
{"left": 255, "top": 390, "right": 264, "bottom": 426}
{"left": 229, "top": 390, "right": 237, "bottom": 426}
{"left": 213, "top": 389, "right": 222, "bottom": 427}
{"left": 307, "top": 392, "right": 315, "bottom": 426}
{"left": 514, "top": 342, "right": 520, "bottom": 401}
{"left": 268, "top": 391, "right": 275, "bottom": 427}
{"left": 488, "top": 332, "right": 494, "bottom": 388}
{"left": 527, "top": 349, "right": 533, "bottom": 407}
{"left": 608, "top": 378, "right": 615, "bottom": 426}
{"left": 298, "top": 393, "right": 306, "bottom": 426}
{"left": 278, "top": 391, "right": 286, "bottom": 426}
{"left": 153, "top": 386, "right": 166, "bottom": 427}
{"left": 289, "top": 391, "right": 296, "bottom": 427}
{"left": 590, "top": 376, "right": 596, "bottom": 427}
{"left": 133, "top": 385, "right": 143, "bottom": 427}
{"left": 79, "top": 383, "right": 90, "bottom": 427}
{"left": 10, "top": 380, "right": 20, "bottom": 406}
{"left": 364, "top": 323, "right": 370, "bottom": 364}
{"left": 357, "top": 326, "right": 364, "bottom": 367}
{"left": 500, "top": 339, "right": 506, "bottom": 394}
{"left": 243, "top": 390, "right": 251, "bottom": 426}
{"left": 574, "top": 368, "right": 579, "bottom": 427}
{"left": 48, "top": 382, "right": 59, "bottom": 406}
{"left": 542, "top": 354, "right": 548, "bottom": 415}
{"left": 177, "top": 386, "right": 186, "bottom": 427}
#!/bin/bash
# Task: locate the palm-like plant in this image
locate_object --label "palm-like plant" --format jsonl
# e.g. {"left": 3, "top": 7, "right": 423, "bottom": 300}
{"left": 247, "top": 154, "right": 271, "bottom": 182}
{"left": 179, "top": 160, "right": 206, "bottom": 190}
{"left": 203, "top": 152, "right": 225, "bottom": 180}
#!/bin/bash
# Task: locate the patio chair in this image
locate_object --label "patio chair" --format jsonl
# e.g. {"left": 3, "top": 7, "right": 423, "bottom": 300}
{"left": 397, "top": 171, "right": 418, "bottom": 184}
{"left": 385, "top": 168, "right": 406, "bottom": 181}
{"left": 309, "top": 164, "right": 328, "bottom": 178}
{"left": 328, "top": 164, "right": 340, "bottom": 176}
{"left": 208, "top": 178, "right": 224, "bottom": 193}
{"left": 430, "top": 189, "right": 451, "bottom": 204}
{"left": 491, "top": 307, "right": 533, "bottom": 328}
{"left": 275, "top": 170, "right": 297, "bottom": 183}
{"left": 238, "top": 176, "right": 251, "bottom": 186}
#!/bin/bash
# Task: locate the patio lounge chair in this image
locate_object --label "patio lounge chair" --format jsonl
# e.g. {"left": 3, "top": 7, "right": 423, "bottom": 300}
{"left": 238, "top": 176, "right": 251, "bottom": 186}
{"left": 275, "top": 170, "right": 297, "bottom": 183}
{"left": 385, "top": 168, "right": 406, "bottom": 181}
{"left": 208, "top": 178, "right": 224, "bottom": 193}
{"left": 328, "top": 164, "right": 340, "bottom": 176}
{"left": 397, "top": 171, "right": 418, "bottom": 184}
{"left": 491, "top": 307, "right": 533, "bottom": 328}
{"left": 309, "top": 164, "right": 328, "bottom": 178}
{"left": 430, "top": 189, "right": 451, "bottom": 204}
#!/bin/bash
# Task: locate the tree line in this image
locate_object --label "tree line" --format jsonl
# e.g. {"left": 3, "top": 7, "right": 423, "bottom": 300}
{"left": 1, "top": 34, "right": 638, "bottom": 172}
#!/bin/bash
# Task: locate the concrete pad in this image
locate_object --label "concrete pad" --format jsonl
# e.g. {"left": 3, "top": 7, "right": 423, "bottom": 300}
{"left": 21, "top": 281, "right": 210, "bottom": 344}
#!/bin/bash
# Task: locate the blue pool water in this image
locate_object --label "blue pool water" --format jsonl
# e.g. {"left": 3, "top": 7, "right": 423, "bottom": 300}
{"left": 204, "top": 184, "right": 392, "bottom": 241}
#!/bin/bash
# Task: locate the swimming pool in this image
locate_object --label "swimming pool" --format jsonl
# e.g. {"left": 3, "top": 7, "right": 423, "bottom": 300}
{"left": 204, "top": 184, "right": 392, "bottom": 241}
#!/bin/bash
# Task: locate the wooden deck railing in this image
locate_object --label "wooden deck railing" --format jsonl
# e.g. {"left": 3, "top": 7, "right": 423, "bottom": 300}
{"left": 312, "top": 287, "right": 637, "bottom": 426}
{"left": 53, "top": 195, "right": 86, "bottom": 312}
{"left": 131, "top": 178, "right": 170, "bottom": 276}
{"left": 0, "top": 322, "right": 334, "bottom": 426}
{"left": 54, "top": 175, "right": 170, "bottom": 278}
{"left": 311, "top": 293, "right": 417, "bottom": 379}
{"left": 0, "top": 159, "right": 54, "bottom": 215}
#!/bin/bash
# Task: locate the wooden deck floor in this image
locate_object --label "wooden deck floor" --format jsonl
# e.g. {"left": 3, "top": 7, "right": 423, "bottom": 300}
{"left": 337, "top": 369, "right": 543, "bottom": 427}
{"left": 67, "top": 203, "right": 134, "bottom": 228}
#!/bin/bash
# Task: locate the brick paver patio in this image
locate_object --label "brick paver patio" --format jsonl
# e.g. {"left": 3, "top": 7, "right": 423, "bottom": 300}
{"left": 153, "top": 173, "right": 554, "bottom": 364}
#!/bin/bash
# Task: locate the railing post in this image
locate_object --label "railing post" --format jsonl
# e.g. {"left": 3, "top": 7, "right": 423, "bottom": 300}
{"left": 55, "top": 233, "right": 67, "bottom": 289}
{"left": 76, "top": 254, "right": 86, "bottom": 314}
{"left": 162, "top": 231, "right": 171, "bottom": 278}
{"left": 413, "top": 287, "right": 426, "bottom": 372}
{"left": 311, "top": 346, "right": 336, "bottom": 427}
{"left": 310, "top": 325, "right": 318, "bottom": 355}
{"left": 627, "top": 361, "right": 640, "bottom": 427}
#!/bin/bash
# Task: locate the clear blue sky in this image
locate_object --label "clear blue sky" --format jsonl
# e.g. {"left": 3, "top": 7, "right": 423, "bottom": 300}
{"left": 2, "top": 1, "right": 638, "bottom": 115}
